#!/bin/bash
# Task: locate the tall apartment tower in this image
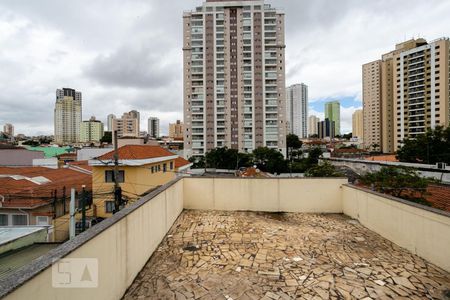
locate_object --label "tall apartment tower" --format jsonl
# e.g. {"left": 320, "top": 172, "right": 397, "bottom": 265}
{"left": 324, "top": 101, "right": 340, "bottom": 136}
{"left": 169, "top": 120, "right": 184, "bottom": 139}
{"left": 363, "top": 37, "right": 450, "bottom": 152}
{"left": 148, "top": 117, "right": 160, "bottom": 139}
{"left": 286, "top": 83, "right": 308, "bottom": 138}
{"left": 352, "top": 109, "right": 364, "bottom": 139}
{"left": 183, "top": 0, "right": 287, "bottom": 158}
{"left": 54, "top": 88, "right": 82, "bottom": 145}
{"left": 107, "top": 114, "right": 116, "bottom": 131}
{"left": 307, "top": 115, "right": 319, "bottom": 137}
{"left": 112, "top": 112, "right": 139, "bottom": 138}
{"left": 3, "top": 123, "right": 14, "bottom": 137}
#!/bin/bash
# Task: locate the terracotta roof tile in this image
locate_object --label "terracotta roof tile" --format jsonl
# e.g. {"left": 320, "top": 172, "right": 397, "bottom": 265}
{"left": 0, "top": 167, "right": 91, "bottom": 209}
{"left": 174, "top": 157, "right": 191, "bottom": 169}
{"left": 98, "top": 145, "right": 175, "bottom": 160}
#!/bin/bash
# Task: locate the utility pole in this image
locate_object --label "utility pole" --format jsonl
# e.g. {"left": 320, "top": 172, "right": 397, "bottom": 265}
{"left": 69, "top": 188, "right": 75, "bottom": 240}
{"left": 81, "top": 185, "right": 86, "bottom": 232}
{"left": 113, "top": 130, "right": 121, "bottom": 213}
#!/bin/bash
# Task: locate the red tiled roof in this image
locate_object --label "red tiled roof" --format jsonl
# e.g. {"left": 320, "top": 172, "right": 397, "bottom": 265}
{"left": 365, "top": 155, "right": 398, "bottom": 162}
{"left": 174, "top": 157, "right": 191, "bottom": 169}
{"left": 425, "top": 184, "right": 450, "bottom": 212}
{"left": 0, "top": 167, "right": 91, "bottom": 209}
{"left": 67, "top": 160, "right": 93, "bottom": 172}
{"left": 98, "top": 145, "right": 175, "bottom": 160}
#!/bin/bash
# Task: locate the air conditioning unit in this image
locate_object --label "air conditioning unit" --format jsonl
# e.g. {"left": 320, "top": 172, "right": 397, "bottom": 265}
{"left": 436, "top": 162, "right": 447, "bottom": 170}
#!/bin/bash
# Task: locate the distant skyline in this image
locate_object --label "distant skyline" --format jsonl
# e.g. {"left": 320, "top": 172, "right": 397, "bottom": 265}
{"left": 0, "top": 0, "right": 449, "bottom": 135}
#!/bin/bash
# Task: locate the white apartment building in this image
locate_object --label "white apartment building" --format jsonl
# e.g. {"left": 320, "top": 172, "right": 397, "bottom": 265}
{"left": 286, "top": 83, "right": 308, "bottom": 138}
{"left": 54, "top": 88, "right": 82, "bottom": 145}
{"left": 183, "top": 0, "right": 287, "bottom": 158}
{"left": 107, "top": 114, "right": 116, "bottom": 132}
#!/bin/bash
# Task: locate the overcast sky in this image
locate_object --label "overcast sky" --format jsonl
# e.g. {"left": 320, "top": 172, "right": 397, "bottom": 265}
{"left": 0, "top": 0, "right": 449, "bottom": 136}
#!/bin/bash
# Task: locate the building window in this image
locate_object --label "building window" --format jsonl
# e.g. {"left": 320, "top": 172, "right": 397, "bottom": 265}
{"left": 12, "top": 214, "right": 28, "bottom": 226}
{"left": 36, "top": 216, "right": 49, "bottom": 225}
{"left": 163, "top": 163, "right": 167, "bottom": 172}
{"left": 105, "top": 201, "right": 115, "bottom": 213}
{"left": 170, "top": 162, "right": 174, "bottom": 170}
{"left": 0, "top": 214, "right": 8, "bottom": 226}
{"left": 105, "top": 170, "right": 125, "bottom": 183}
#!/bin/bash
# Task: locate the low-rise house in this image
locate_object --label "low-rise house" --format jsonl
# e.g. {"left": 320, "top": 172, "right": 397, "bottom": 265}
{"left": 0, "top": 167, "right": 92, "bottom": 241}
{"left": 174, "top": 157, "right": 193, "bottom": 176}
{"left": 89, "top": 145, "right": 179, "bottom": 218}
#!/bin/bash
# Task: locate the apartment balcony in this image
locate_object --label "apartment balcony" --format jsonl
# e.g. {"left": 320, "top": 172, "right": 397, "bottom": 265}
{"left": 1, "top": 178, "right": 449, "bottom": 299}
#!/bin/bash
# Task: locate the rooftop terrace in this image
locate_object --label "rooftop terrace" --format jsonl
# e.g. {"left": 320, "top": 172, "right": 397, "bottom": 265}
{"left": 1, "top": 178, "right": 449, "bottom": 300}
{"left": 124, "top": 210, "right": 450, "bottom": 299}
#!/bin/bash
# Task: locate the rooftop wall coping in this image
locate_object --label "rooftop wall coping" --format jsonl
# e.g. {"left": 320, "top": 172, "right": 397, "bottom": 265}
{"left": 343, "top": 184, "right": 450, "bottom": 218}
{"left": 189, "top": 176, "right": 349, "bottom": 180}
{"left": 325, "top": 157, "right": 450, "bottom": 174}
{"left": 0, "top": 177, "right": 183, "bottom": 298}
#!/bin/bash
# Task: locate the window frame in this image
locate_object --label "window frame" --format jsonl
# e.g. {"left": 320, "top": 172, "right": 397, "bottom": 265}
{"left": 105, "top": 201, "right": 115, "bottom": 213}
{"left": 105, "top": 170, "right": 125, "bottom": 183}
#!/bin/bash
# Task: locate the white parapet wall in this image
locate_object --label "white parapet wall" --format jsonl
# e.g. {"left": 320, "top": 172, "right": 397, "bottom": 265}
{"left": 2, "top": 179, "right": 184, "bottom": 300}
{"left": 342, "top": 184, "right": 450, "bottom": 273}
{"left": 183, "top": 177, "right": 348, "bottom": 213}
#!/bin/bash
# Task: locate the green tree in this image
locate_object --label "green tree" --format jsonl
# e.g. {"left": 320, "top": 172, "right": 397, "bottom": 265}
{"left": 305, "top": 161, "right": 343, "bottom": 177}
{"left": 360, "top": 167, "right": 430, "bottom": 205}
{"left": 189, "top": 156, "right": 205, "bottom": 169}
{"left": 100, "top": 131, "right": 112, "bottom": 144}
{"left": 396, "top": 126, "right": 450, "bottom": 164}
{"left": 253, "top": 147, "right": 288, "bottom": 174}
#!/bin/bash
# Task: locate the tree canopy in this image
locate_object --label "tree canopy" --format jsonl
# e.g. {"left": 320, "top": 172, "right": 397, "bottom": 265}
{"left": 396, "top": 126, "right": 450, "bottom": 164}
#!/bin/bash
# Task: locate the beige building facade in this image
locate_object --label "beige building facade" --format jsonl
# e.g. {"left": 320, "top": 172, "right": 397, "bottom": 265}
{"left": 3, "top": 123, "right": 14, "bottom": 136}
{"left": 112, "top": 112, "right": 140, "bottom": 139}
{"left": 307, "top": 115, "right": 319, "bottom": 137}
{"left": 183, "top": 0, "right": 287, "bottom": 158}
{"left": 54, "top": 88, "right": 82, "bottom": 145}
{"left": 363, "top": 38, "right": 450, "bottom": 153}
{"left": 352, "top": 109, "right": 363, "bottom": 140}
{"left": 169, "top": 120, "right": 184, "bottom": 139}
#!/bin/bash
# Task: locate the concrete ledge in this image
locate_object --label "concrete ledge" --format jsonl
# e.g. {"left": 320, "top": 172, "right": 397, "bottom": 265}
{"left": 342, "top": 184, "right": 450, "bottom": 272}
{"left": 0, "top": 177, "right": 183, "bottom": 299}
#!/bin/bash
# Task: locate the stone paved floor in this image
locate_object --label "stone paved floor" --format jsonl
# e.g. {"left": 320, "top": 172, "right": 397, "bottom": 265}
{"left": 123, "top": 210, "right": 450, "bottom": 300}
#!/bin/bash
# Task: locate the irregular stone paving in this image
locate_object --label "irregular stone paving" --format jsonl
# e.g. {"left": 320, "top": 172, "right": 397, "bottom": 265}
{"left": 123, "top": 210, "right": 450, "bottom": 300}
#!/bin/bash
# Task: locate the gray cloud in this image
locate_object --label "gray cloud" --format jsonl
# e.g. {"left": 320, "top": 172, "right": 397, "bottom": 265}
{"left": 0, "top": 0, "right": 449, "bottom": 135}
{"left": 85, "top": 42, "right": 179, "bottom": 89}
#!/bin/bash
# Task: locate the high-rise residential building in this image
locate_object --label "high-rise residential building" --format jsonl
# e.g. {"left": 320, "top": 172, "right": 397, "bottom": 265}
{"left": 352, "top": 109, "right": 364, "bottom": 139}
{"left": 324, "top": 101, "right": 340, "bottom": 136}
{"left": 363, "top": 37, "right": 450, "bottom": 152}
{"left": 307, "top": 115, "right": 319, "bottom": 137}
{"left": 363, "top": 60, "right": 382, "bottom": 150}
{"left": 286, "top": 83, "right": 308, "bottom": 138}
{"left": 129, "top": 110, "right": 141, "bottom": 131}
{"left": 112, "top": 112, "right": 140, "bottom": 138}
{"left": 148, "top": 117, "right": 160, "bottom": 139}
{"left": 169, "top": 120, "right": 184, "bottom": 139}
{"left": 80, "top": 116, "right": 104, "bottom": 143}
{"left": 54, "top": 88, "right": 82, "bottom": 145}
{"left": 3, "top": 123, "right": 14, "bottom": 137}
{"left": 107, "top": 114, "right": 116, "bottom": 131}
{"left": 318, "top": 118, "right": 335, "bottom": 139}
{"left": 183, "top": 0, "right": 287, "bottom": 158}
